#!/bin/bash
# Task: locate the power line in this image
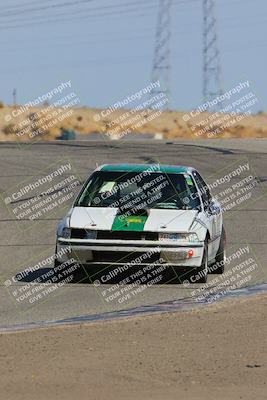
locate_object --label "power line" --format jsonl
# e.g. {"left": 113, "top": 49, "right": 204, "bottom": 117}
{"left": 0, "top": 0, "right": 94, "bottom": 17}
{"left": 0, "top": 2, "right": 160, "bottom": 28}
{"left": 0, "top": 0, "right": 199, "bottom": 27}
{"left": 1, "top": 0, "right": 64, "bottom": 12}
{"left": 0, "top": 0, "right": 155, "bottom": 22}
{"left": 1, "top": 4, "right": 263, "bottom": 46}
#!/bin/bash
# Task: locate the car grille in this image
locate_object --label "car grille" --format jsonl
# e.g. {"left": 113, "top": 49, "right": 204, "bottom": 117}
{"left": 71, "top": 229, "right": 158, "bottom": 241}
{"left": 97, "top": 231, "right": 158, "bottom": 241}
{"left": 92, "top": 251, "right": 161, "bottom": 264}
{"left": 71, "top": 229, "right": 87, "bottom": 239}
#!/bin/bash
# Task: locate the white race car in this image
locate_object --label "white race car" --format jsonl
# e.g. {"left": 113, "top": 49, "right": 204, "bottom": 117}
{"left": 55, "top": 164, "right": 226, "bottom": 283}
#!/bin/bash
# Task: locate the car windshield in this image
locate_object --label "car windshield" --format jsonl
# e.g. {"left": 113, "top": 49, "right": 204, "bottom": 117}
{"left": 76, "top": 170, "right": 201, "bottom": 212}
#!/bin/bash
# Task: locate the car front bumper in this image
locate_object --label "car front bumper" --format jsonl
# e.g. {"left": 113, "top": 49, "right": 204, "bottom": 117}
{"left": 56, "top": 238, "right": 204, "bottom": 268}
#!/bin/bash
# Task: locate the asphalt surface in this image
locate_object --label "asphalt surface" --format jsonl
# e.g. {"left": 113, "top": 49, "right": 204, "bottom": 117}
{"left": 0, "top": 138, "right": 266, "bottom": 327}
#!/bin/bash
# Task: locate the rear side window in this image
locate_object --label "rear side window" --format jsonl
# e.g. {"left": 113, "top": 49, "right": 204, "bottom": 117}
{"left": 192, "top": 171, "right": 211, "bottom": 206}
{"left": 183, "top": 174, "right": 201, "bottom": 209}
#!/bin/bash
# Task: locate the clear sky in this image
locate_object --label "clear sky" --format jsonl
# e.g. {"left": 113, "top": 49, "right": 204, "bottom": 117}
{"left": 1, "top": 0, "right": 266, "bottom": 112}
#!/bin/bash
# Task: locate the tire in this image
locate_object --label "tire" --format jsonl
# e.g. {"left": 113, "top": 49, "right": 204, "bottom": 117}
{"left": 54, "top": 258, "right": 61, "bottom": 268}
{"left": 209, "top": 226, "right": 226, "bottom": 274}
{"left": 188, "top": 241, "right": 208, "bottom": 284}
{"left": 54, "top": 244, "right": 62, "bottom": 269}
{"left": 197, "top": 241, "right": 208, "bottom": 283}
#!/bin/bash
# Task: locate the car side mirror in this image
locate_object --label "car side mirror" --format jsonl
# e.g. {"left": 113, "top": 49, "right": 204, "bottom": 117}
{"left": 208, "top": 198, "right": 221, "bottom": 215}
{"left": 203, "top": 200, "right": 211, "bottom": 213}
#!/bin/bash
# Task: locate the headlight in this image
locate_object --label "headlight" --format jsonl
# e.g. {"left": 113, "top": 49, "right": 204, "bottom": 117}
{"left": 61, "top": 227, "right": 71, "bottom": 239}
{"left": 85, "top": 230, "right": 97, "bottom": 239}
{"left": 159, "top": 233, "right": 199, "bottom": 242}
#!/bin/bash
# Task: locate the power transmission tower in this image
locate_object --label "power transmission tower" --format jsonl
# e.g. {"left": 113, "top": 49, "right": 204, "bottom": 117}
{"left": 150, "top": 0, "right": 172, "bottom": 109}
{"left": 203, "top": 0, "right": 223, "bottom": 108}
{"left": 13, "top": 88, "right": 17, "bottom": 107}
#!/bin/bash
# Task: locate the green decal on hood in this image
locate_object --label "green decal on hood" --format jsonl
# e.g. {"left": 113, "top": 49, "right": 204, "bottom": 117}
{"left": 111, "top": 215, "right": 148, "bottom": 231}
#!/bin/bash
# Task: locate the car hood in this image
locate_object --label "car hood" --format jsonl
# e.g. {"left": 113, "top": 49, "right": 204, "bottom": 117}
{"left": 70, "top": 207, "right": 199, "bottom": 233}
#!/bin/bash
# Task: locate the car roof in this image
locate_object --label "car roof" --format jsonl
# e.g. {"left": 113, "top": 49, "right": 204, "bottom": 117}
{"left": 99, "top": 164, "right": 195, "bottom": 174}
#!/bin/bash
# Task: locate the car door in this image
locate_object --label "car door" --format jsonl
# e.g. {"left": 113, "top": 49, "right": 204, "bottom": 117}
{"left": 192, "top": 171, "right": 219, "bottom": 260}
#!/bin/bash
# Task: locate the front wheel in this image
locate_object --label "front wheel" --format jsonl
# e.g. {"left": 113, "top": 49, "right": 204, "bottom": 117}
{"left": 197, "top": 241, "right": 208, "bottom": 283}
{"left": 209, "top": 226, "right": 226, "bottom": 274}
{"left": 189, "top": 241, "right": 208, "bottom": 284}
{"left": 54, "top": 244, "right": 61, "bottom": 268}
{"left": 54, "top": 244, "right": 66, "bottom": 269}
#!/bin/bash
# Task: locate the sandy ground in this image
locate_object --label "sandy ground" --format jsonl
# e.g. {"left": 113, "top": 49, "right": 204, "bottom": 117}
{"left": 0, "top": 294, "right": 266, "bottom": 400}
{"left": 1, "top": 105, "right": 267, "bottom": 141}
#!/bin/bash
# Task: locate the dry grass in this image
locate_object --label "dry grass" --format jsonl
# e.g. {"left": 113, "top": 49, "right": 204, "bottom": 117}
{"left": 1, "top": 105, "right": 267, "bottom": 141}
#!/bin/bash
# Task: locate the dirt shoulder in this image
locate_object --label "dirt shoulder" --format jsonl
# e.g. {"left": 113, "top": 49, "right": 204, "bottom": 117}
{"left": 0, "top": 294, "right": 266, "bottom": 400}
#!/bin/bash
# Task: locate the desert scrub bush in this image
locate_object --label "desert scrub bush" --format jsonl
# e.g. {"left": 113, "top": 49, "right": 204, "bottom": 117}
{"left": 0, "top": 101, "right": 4, "bottom": 108}
{"left": 3, "top": 123, "right": 16, "bottom": 135}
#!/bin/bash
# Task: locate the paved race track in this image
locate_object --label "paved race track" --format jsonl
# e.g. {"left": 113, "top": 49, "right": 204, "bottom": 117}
{"left": 0, "top": 139, "right": 266, "bottom": 328}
